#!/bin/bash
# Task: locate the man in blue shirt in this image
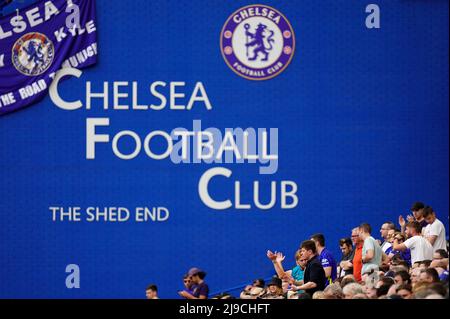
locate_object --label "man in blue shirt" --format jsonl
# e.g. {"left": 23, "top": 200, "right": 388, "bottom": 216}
{"left": 178, "top": 268, "right": 209, "bottom": 299}
{"left": 311, "top": 233, "right": 337, "bottom": 285}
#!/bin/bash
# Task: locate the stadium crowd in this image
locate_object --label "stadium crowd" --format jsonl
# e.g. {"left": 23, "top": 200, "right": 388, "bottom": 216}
{"left": 146, "top": 202, "right": 448, "bottom": 300}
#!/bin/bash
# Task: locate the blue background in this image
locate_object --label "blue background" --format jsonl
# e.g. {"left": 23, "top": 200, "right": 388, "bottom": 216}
{"left": 0, "top": 0, "right": 448, "bottom": 298}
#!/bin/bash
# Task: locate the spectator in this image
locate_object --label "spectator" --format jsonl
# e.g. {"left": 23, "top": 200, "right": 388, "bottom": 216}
{"left": 359, "top": 223, "right": 384, "bottom": 277}
{"left": 294, "top": 240, "right": 326, "bottom": 297}
{"left": 426, "top": 282, "right": 448, "bottom": 297}
{"left": 179, "top": 268, "right": 209, "bottom": 299}
{"left": 418, "top": 260, "right": 432, "bottom": 270}
{"left": 384, "top": 230, "right": 399, "bottom": 266}
{"left": 422, "top": 206, "right": 447, "bottom": 252}
{"left": 392, "top": 221, "right": 433, "bottom": 265}
{"left": 411, "top": 202, "right": 427, "bottom": 226}
{"left": 253, "top": 278, "right": 266, "bottom": 287}
{"left": 414, "top": 283, "right": 447, "bottom": 299}
{"left": 377, "top": 285, "right": 391, "bottom": 298}
{"left": 259, "top": 277, "right": 284, "bottom": 299}
{"left": 312, "top": 291, "right": 325, "bottom": 299}
{"left": 387, "top": 261, "right": 409, "bottom": 276}
{"left": 396, "top": 284, "right": 413, "bottom": 299}
{"left": 398, "top": 202, "right": 427, "bottom": 233}
{"left": 386, "top": 232, "right": 411, "bottom": 266}
{"left": 365, "top": 285, "right": 378, "bottom": 299}
{"left": 430, "top": 249, "right": 449, "bottom": 279}
{"left": 351, "top": 227, "right": 363, "bottom": 282}
{"left": 340, "top": 274, "right": 356, "bottom": 288}
{"left": 297, "top": 292, "right": 312, "bottom": 299}
{"left": 412, "top": 281, "right": 429, "bottom": 296}
{"left": 240, "top": 278, "right": 265, "bottom": 299}
{"left": 419, "top": 268, "right": 440, "bottom": 284}
{"left": 145, "top": 284, "right": 158, "bottom": 299}
{"left": 394, "top": 270, "right": 411, "bottom": 285}
{"left": 380, "top": 221, "right": 396, "bottom": 253}
{"left": 376, "top": 277, "right": 395, "bottom": 298}
{"left": 311, "top": 233, "right": 337, "bottom": 285}
{"left": 343, "top": 282, "right": 363, "bottom": 299}
{"left": 433, "top": 249, "right": 449, "bottom": 261}
{"left": 383, "top": 229, "right": 395, "bottom": 254}
{"left": 323, "top": 282, "right": 344, "bottom": 299}
{"left": 181, "top": 274, "right": 194, "bottom": 296}
{"left": 266, "top": 250, "right": 306, "bottom": 285}
{"left": 387, "top": 283, "right": 399, "bottom": 297}
{"left": 338, "top": 238, "right": 354, "bottom": 278}
{"left": 389, "top": 257, "right": 409, "bottom": 271}
{"left": 174, "top": 200, "right": 449, "bottom": 301}
{"left": 410, "top": 268, "right": 422, "bottom": 286}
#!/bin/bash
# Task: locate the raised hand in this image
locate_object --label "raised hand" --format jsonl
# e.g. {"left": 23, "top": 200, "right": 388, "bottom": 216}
{"left": 266, "top": 250, "right": 277, "bottom": 261}
{"left": 398, "top": 215, "right": 406, "bottom": 227}
{"left": 275, "top": 252, "right": 286, "bottom": 263}
{"left": 406, "top": 215, "right": 415, "bottom": 223}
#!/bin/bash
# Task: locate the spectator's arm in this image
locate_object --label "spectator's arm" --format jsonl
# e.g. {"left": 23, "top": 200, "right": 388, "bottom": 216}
{"left": 271, "top": 252, "right": 288, "bottom": 279}
{"left": 340, "top": 260, "right": 353, "bottom": 270}
{"left": 179, "top": 291, "right": 207, "bottom": 300}
{"left": 179, "top": 291, "right": 195, "bottom": 299}
{"left": 430, "top": 259, "right": 448, "bottom": 269}
{"left": 293, "top": 279, "right": 304, "bottom": 286}
{"left": 398, "top": 215, "right": 406, "bottom": 234}
{"left": 392, "top": 242, "right": 406, "bottom": 251}
{"left": 297, "top": 281, "right": 317, "bottom": 291}
{"left": 323, "top": 266, "right": 332, "bottom": 279}
{"left": 426, "top": 235, "right": 437, "bottom": 246}
{"left": 270, "top": 260, "right": 283, "bottom": 276}
{"left": 362, "top": 249, "right": 374, "bottom": 263}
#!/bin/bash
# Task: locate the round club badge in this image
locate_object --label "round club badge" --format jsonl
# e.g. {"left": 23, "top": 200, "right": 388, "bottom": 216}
{"left": 12, "top": 32, "right": 54, "bottom": 76}
{"left": 220, "top": 4, "right": 295, "bottom": 81}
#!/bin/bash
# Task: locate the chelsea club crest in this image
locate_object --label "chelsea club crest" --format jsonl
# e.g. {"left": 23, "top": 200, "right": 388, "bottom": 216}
{"left": 220, "top": 4, "right": 295, "bottom": 81}
{"left": 12, "top": 32, "right": 54, "bottom": 76}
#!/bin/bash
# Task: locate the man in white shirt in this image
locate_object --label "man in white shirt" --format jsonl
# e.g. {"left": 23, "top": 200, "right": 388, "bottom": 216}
{"left": 393, "top": 221, "right": 433, "bottom": 265}
{"left": 422, "top": 206, "right": 447, "bottom": 252}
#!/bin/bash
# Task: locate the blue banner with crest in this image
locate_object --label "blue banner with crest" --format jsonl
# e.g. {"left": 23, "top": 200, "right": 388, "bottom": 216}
{"left": 0, "top": 0, "right": 97, "bottom": 116}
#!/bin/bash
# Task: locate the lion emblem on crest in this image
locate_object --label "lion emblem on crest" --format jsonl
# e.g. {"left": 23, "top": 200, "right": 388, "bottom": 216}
{"left": 221, "top": 4, "right": 295, "bottom": 80}
{"left": 244, "top": 23, "right": 275, "bottom": 61}
{"left": 12, "top": 32, "right": 54, "bottom": 76}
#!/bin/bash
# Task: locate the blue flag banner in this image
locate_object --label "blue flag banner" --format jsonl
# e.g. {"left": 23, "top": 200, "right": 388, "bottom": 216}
{"left": 0, "top": 0, "right": 97, "bottom": 116}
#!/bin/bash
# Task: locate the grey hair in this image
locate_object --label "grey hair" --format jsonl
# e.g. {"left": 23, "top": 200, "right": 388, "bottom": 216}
{"left": 324, "top": 283, "right": 344, "bottom": 298}
{"left": 343, "top": 283, "right": 364, "bottom": 297}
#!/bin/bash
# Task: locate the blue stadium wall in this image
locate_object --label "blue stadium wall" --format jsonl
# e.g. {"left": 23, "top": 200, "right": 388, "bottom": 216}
{"left": 0, "top": 0, "right": 448, "bottom": 298}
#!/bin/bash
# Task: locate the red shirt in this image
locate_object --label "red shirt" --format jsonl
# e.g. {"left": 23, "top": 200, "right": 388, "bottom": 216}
{"left": 352, "top": 244, "right": 363, "bottom": 282}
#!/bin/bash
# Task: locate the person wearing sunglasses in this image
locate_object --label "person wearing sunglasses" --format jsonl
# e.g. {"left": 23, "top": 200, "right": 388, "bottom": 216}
{"left": 385, "top": 232, "right": 411, "bottom": 266}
